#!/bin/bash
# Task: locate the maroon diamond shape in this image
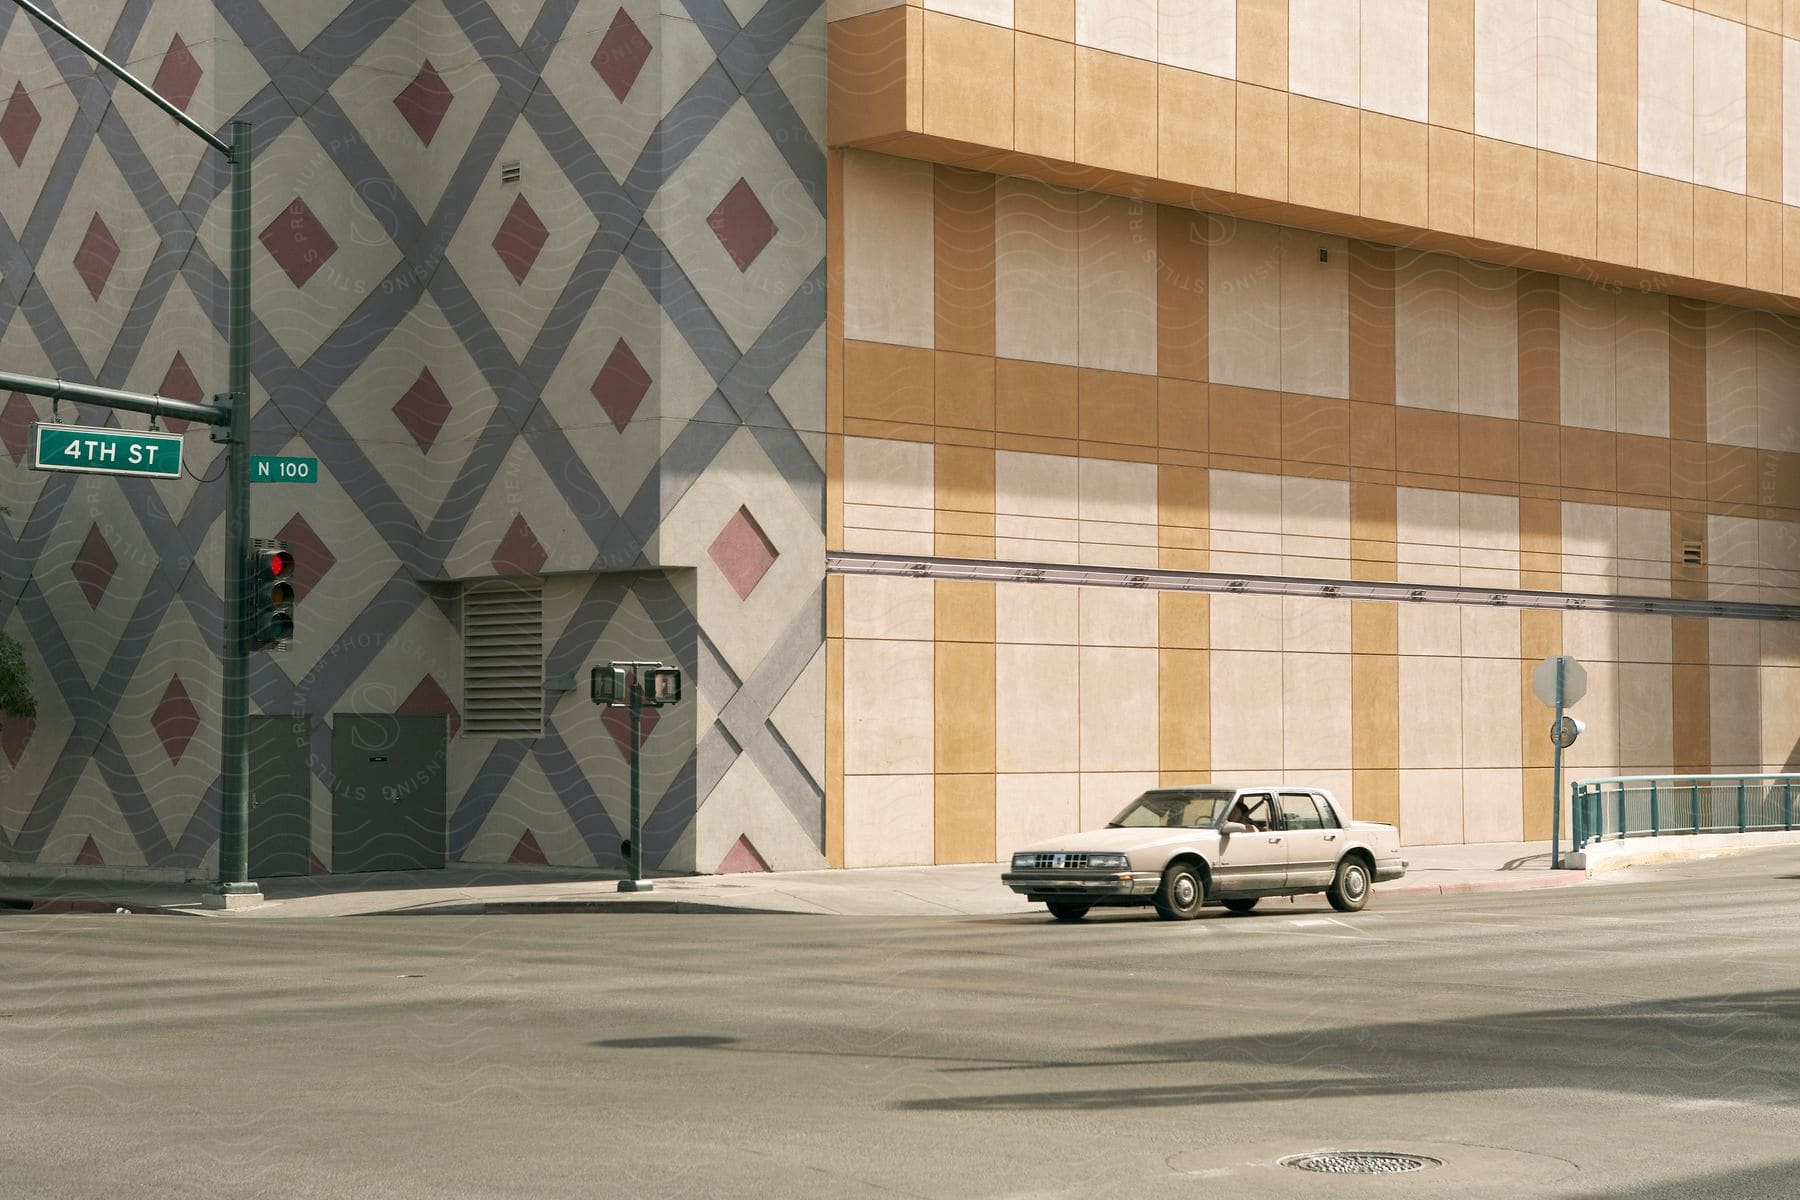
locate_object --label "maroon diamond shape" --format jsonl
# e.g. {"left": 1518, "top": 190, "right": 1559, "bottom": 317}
{"left": 592, "top": 9, "right": 653, "bottom": 102}
{"left": 153, "top": 675, "right": 199, "bottom": 765}
{"left": 708, "top": 506, "right": 778, "bottom": 600}
{"left": 509, "top": 829, "right": 548, "bottom": 865}
{"left": 151, "top": 33, "right": 203, "bottom": 113}
{"left": 157, "top": 351, "right": 203, "bottom": 434}
{"left": 74, "top": 214, "right": 120, "bottom": 300}
{"left": 74, "top": 835, "right": 104, "bottom": 867}
{"left": 2, "top": 715, "right": 34, "bottom": 767}
{"left": 398, "top": 672, "right": 461, "bottom": 737}
{"left": 2, "top": 392, "right": 36, "bottom": 465}
{"left": 492, "top": 514, "right": 547, "bottom": 576}
{"left": 393, "top": 366, "right": 451, "bottom": 452}
{"left": 72, "top": 525, "right": 117, "bottom": 609}
{"left": 394, "top": 59, "right": 454, "bottom": 146}
{"left": 275, "top": 512, "right": 334, "bottom": 603}
{"left": 1, "top": 82, "right": 40, "bottom": 166}
{"left": 602, "top": 700, "right": 660, "bottom": 760}
{"left": 591, "top": 339, "right": 651, "bottom": 432}
{"left": 707, "top": 178, "right": 777, "bottom": 272}
{"left": 259, "top": 198, "right": 338, "bottom": 288}
{"left": 492, "top": 194, "right": 548, "bottom": 285}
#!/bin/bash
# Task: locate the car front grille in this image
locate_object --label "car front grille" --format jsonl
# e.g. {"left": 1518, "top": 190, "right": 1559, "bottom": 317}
{"left": 1022, "top": 852, "right": 1091, "bottom": 870}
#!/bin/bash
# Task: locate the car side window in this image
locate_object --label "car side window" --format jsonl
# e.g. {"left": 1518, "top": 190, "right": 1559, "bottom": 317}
{"left": 1312, "top": 792, "right": 1342, "bottom": 829}
{"left": 1279, "top": 792, "right": 1323, "bottom": 831}
{"left": 1232, "top": 794, "right": 1274, "bottom": 831}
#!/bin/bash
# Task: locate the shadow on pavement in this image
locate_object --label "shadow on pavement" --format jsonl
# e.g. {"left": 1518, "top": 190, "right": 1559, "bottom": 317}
{"left": 1553, "top": 1158, "right": 1800, "bottom": 1199}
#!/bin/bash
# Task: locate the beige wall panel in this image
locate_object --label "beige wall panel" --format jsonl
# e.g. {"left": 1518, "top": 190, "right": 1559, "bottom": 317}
{"left": 1597, "top": 0, "right": 1638, "bottom": 166}
{"left": 1396, "top": 486, "right": 1464, "bottom": 585}
{"left": 1280, "top": 231, "right": 1351, "bottom": 398}
{"left": 1710, "top": 663, "right": 1762, "bottom": 768}
{"left": 1537, "top": 0, "right": 1600, "bottom": 160}
{"left": 1559, "top": 278, "right": 1616, "bottom": 430}
{"left": 1707, "top": 514, "right": 1763, "bottom": 600}
{"left": 996, "top": 449, "right": 1080, "bottom": 520}
{"left": 996, "top": 771, "right": 1082, "bottom": 848}
{"left": 1432, "top": 0, "right": 1478, "bottom": 130}
{"left": 843, "top": 774, "right": 935, "bottom": 867}
{"left": 1161, "top": 646, "right": 1212, "bottom": 770}
{"left": 1705, "top": 304, "right": 1759, "bottom": 447}
{"left": 1281, "top": 476, "right": 1352, "bottom": 576}
{"left": 1463, "top": 767, "right": 1525, "bottom": 841}
{"left": 1400, "top": 767, "right": 1465, "bottom": 844}
{"left": 1562, "top": 501, "right": 1619, "bottom": 590}
{"left": 1076, "top": 0, "right": 1158, "bottom": 58}
{"left": 1211, "top": 649, "right": 1286, "bottom": 769}
{"left": 1475, "top": 0, "right": 1539, "bottom": 145}
{"left": 1077, "top": 193, "right": 1158, "bottom": 374}
{"left": 1282, "top": 596, "right": 1352, "bottom": 654}
{"left": 1757, "top": 316, "right": 1800, "bottom": 451}
{"left": 1401, "top": 655, "right": 1465, "bottom": 767}
{"left": 1462, "top": 606, "right": 1521, "bottom": 659}
{"left": 843, "top": 574, "right": 935, "bottom": 640}
{"left": 995, "top": 580, "right": 1082, "bottom": 643}
{"left": 996, "top": 643, "right": 1082, "bottom": 770}
{"left": 1563, "top": 657, "right": 1620, "bottom": 771}
{"left": 1614, "top": 289, "right": 1671, "bottom": 436}
{"left": 1362, "top": 0, "right": 1430, "bottom": 120}
{"left": 924, "top": 0, "right": 1015, "bottom": 23}
{"left": 1458, "top": 261, "right": 1519, "bottom": 418}
{"left": 1760, "top": 666, "right": 1800, "bottom": 770}
{"left": 1081, "top": 772, "right": 1161, "bottom": 827}
{"left": 1463, "top": 656, "right": 1523, "bottom": 766}
{"left": 995, "top": 178, "right": 1080, "bottom": 365}
{"left": 1016, "top": 34, "right": 1077, "bottom": 159}
{"left": 844, "top": 639, "right": 936, "bottom": 774}
{"left": 1210, "top": 468, "right": 1284, "bottom": 574}
{"left": 1161, "top": 0, "right": 1238, "bottom": 75}
{"left": 1080, "top": 647, "right": 1160, "bottom": 769}
{"left": 1617, "top": 506, "right": 1673, "bottom": 596}
{"left": 1618, "top": 612, "right": 1672, "bottom": 662}
{"left": 1208, "top": 216, "right": 1284, "bottom": 391}
{"left": 1237, "top": 0, "right": 1289, "bottom": 87}
{"left": 844, "top": 152, "right": 936, "bottom": 347}
{"left": 1637, "top": 0, "right": 1695, "bottom": 182}
{"left": 1562, "top": 609, "right": 1620, "bottom": 664}
{"left": 1787, "top": 39, "right": 1800, "bottom": 204}
{"left": 843, "top": 436, "right": 935, "bottom": 552}
{"left": 923, "top": 14, "right": 1015, "bottom": 147}
{"left": 1283, "top": 651, "right": 1353, "bottom": 770}
{"left": 1079, "top": 585, "right": 1160, "bottom": 646}
{"left": 934, "top": 774, "right": 997, "bottom": 864}
{"left": 1617, "top": 661, "right": 1676, "bottom": 768}
{"left": 1692, "top": 11, "right": 1748, "bottom": 193}
{"left": 1212, "top": 592, "right": 1285, "bottom": 651}
{"left": 1079, "top": 456, "right": 1157, "bottom": 523}
{"left": 1394, "top": 252, "right": 1461, "bottom": 412}
{"left": 1710, "top": 615, "right": 1760, "bottom": 665}
{"left": 1288, "top": 0, "right": 1359, "bottom": 106}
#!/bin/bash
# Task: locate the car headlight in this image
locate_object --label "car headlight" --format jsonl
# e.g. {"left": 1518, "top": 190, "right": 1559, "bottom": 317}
{"left": 1086, "top": 853, "right": 1130, "bottom": 870}
{"left": 1010, "top": 852, "right": 1040, "bottom": 869}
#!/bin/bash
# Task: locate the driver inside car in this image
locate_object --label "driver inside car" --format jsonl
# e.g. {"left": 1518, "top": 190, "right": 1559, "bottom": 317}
{"left": 1229, "top": 800, "right": 1267, "bottom": 831}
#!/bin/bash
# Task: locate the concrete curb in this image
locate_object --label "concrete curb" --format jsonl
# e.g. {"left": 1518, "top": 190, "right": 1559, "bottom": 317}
{"left": 0, "top": 896, "right": 187, "bottom": 915}
{"left": 375, "top": 899, "right": 800, "bottom": 917}
{"left": 1376, "top": 873, "right": 1586, "bottom": 897}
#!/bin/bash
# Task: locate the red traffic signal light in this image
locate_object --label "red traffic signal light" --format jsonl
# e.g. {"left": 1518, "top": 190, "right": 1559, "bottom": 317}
{"left": 249, "top": 542, "right": 296, "bottom": 651}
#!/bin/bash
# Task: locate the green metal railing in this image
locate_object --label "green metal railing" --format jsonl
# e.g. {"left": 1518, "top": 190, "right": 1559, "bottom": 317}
{"left": 1571, "top": 774, "right": 1800, "bottom": 852}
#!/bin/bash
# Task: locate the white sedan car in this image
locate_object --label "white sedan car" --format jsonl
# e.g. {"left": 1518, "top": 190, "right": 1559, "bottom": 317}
{"left": 1002, "top": 786, "right": 1407, "bottom": 921}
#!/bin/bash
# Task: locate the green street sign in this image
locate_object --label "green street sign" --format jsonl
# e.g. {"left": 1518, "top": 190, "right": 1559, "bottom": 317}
{"left": 32, "top": 422, "right": 183, "bottom": 479}
{"left": 250, "top": 455, "right": 319, "bottom": 484}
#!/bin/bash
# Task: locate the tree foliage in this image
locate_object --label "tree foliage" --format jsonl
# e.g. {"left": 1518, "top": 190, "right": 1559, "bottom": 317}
{"left": 0, "top": 505, "right": 32, "bottom": 725}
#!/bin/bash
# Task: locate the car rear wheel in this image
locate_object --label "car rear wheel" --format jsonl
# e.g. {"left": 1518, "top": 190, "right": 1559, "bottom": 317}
{"left": 1327, "top": 856, "right": 1372, "bottom": 912}
{"left": 1221, "top": 897, "right": 1259, "bottom": 914}
{"left": 1045, "top": 901, "right": 1090, "bottom": 921}
{"left": 1154, "top": 863, "right": 1205, "bottom": 920}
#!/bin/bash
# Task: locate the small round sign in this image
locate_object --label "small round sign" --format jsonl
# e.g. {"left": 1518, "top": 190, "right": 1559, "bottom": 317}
{"left": 1550, "top": 715, "right": 1584, "bottom": 748}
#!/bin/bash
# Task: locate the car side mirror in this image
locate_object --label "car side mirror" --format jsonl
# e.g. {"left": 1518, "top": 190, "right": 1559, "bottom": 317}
{"left": 1220, "top": 821, "right": 1247, "bottom": 835}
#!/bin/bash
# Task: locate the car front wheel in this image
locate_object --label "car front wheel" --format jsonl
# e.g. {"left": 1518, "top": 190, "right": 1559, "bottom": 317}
{"left": 1154, "top": 862, "right": 1206, "bottom": 920}
{"left": 1045, "top": 901, "right": 1090, "bottom": 921}
{"left": 1326, "top": 856, "right": 1372, "bottom": 912}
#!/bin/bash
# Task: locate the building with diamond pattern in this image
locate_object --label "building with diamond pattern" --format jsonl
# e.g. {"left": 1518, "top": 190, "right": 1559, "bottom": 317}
{"left": 2, "top": 1, "right": 1799, "bottom": 877}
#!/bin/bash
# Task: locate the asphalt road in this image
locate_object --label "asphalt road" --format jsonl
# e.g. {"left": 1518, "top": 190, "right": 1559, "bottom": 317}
{"left": 4, "top": 849, "right": 1799, "bottom": 1200}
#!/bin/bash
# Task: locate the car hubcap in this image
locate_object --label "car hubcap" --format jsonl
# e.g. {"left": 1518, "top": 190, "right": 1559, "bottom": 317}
{"left": 1175, "top": 876, "right": 1197, "bottom": 907}
{"left": 1347, "top": 867, "right": 1367, "bottom": 899}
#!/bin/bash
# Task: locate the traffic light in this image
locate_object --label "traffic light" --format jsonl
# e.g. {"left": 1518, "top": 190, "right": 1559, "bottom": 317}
{"left": 248, "top": 541, "right": 295, "bottom": 651}
{"left": 591, "top": 665, "right": 626, "bottom": 704}
{"left": 646, "top": 667, "right": 681, "bottom": 706}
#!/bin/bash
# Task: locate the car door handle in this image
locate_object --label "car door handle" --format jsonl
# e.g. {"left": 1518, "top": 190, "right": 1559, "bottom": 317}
{"left": 1268, "top": 837, "right": 1281, "bottom": 844}
{"left": 1324, "top": 834, "right": 1337, "bottom": 841}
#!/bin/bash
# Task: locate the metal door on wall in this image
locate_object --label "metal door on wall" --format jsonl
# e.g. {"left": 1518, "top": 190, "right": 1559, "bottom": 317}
{"left": 331, "top": 714, "right": 447, "bottom": 873}
{"left": 249, "top": 715, "right": 312, "bottom": 877}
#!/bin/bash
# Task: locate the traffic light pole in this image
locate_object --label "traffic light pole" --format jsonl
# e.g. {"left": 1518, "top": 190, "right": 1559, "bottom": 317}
{"left": 11, "top": 1, "right": 259, "bottom": 905}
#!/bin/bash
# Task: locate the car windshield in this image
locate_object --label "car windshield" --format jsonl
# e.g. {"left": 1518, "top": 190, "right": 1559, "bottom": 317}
{"left": 1107, "top": 789, "right": 1235, "bottom": 829}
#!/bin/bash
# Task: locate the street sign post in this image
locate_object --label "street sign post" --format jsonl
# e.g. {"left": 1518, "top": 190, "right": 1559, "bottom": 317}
{"left": 32, "top": 423, "right": 183, "bottom": 479}
{"left": 590, "top": 661, "right": 684, "bottom": 892}
{"left": 250, "top": 456, "right": 318, "bottom": 483}
{"left": 1533, "top": 655, "right": 1587, "bottom": 868}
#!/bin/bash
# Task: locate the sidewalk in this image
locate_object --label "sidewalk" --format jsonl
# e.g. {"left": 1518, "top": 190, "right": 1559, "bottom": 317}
{"left": 0, "top": 840, "right": 1589, "bottom": 919}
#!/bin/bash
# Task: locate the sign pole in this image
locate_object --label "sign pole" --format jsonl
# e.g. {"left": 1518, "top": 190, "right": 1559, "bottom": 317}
{"left": 620, "top": 667, "right": 652, "bottom": 893}
{"left": 1551, "top": 657, "right": 1565, "bottom": 869}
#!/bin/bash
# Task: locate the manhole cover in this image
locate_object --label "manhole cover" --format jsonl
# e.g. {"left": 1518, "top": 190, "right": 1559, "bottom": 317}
{"left": 1279, "top": 1151, "right": 1444, "bottom": 1175}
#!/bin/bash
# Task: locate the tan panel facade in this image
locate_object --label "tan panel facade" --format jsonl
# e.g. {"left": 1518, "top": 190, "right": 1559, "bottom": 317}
{"left": 826, "top": 140, "right": 1800, "bottom": 860}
